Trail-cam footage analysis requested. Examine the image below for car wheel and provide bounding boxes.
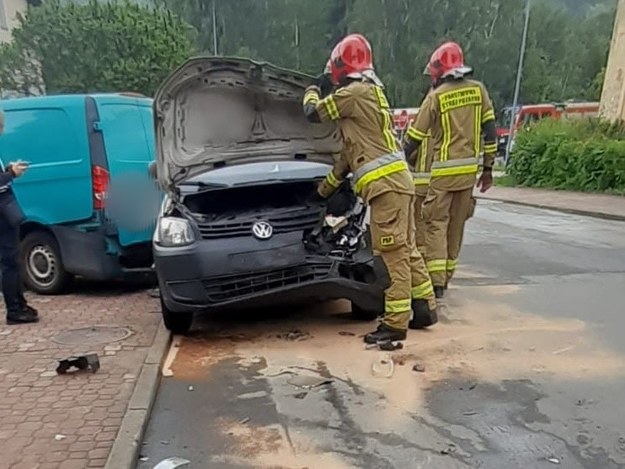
[161,297,193,335]
[351,300,382,321]
[20,231,70,295]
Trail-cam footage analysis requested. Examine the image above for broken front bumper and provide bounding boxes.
[154,231,388,314]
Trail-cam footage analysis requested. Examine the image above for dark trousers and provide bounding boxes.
[0,191,26,314]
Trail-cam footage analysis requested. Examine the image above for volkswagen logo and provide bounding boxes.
[252,221,273,240]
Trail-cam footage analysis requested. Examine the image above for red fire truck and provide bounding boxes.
[496,101,599,156]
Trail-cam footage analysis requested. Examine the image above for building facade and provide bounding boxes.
[600,0,625,121]
[0,0,28,44]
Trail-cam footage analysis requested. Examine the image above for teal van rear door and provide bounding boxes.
[95,96,159,247]
[0,97,93,225]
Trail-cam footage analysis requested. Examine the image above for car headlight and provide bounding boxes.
[154,217,195,247]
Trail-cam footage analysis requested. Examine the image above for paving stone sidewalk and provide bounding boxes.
[477,185,625,220]
[0,285,160,469]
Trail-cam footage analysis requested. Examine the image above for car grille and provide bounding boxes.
[195,208,322,239]
[203,263,332,303]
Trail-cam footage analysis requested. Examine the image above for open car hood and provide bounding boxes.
[154,57,342,191]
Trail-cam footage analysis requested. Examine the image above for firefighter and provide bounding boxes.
[303,34,438,343]
[409,107,433,257]
[404,42,497,298]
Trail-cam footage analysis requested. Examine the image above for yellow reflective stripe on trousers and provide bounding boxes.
[440,112,452,162]
[412,172,430,186]
[431,157,479,178]
[406,127,427,141]
[353,152,408,193]
[374,87,398,152]
[385,298,412,314]
[446,259,458,271]
[411,280,434,299]
[427,259,447,273]
[321,96,340,120]
[474,106,482,158]
[325,171,341,188]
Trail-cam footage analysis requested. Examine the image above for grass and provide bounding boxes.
[494,174,516,187]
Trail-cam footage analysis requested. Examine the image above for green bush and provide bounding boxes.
[508,118,625,193]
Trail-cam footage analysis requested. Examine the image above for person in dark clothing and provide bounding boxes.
[0,110,39,324]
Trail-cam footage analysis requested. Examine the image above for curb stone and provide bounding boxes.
[105,319,171,469]
[477,195,625,222]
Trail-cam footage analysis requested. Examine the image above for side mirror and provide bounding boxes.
[148,161,157,180]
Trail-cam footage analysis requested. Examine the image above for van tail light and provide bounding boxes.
[92,165,110,210]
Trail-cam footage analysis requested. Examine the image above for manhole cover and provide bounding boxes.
[52,326,133,346]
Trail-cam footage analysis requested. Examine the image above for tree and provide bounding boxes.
[0,0,197,96]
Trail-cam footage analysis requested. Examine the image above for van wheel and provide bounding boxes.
[161,297,193,335]
[20,232,70,295]
[351,300,383,321]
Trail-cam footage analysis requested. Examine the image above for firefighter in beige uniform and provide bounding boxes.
[410,124,433,257]
[304,34,438,343]
[404,42,497,298]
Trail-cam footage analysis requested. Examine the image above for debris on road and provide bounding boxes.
[56,353,100,374]
[378,341,403,351]
[293,392,308,399]
[338,331,355,336]
[412,364,426,373]
[276,329,311,341]
[238,417,250,425]
[288,374,333,389]
[463,411,479,416]
[54,434,66,441]
[187,385,194,392]
[153,457,190,469]
[547,457,561,464]
[372,355,394,378]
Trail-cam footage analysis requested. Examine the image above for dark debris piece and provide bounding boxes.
[56,353,100,374]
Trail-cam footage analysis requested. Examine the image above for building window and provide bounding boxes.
[0,0,7,30]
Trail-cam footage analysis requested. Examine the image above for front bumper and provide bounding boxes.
[154,232,388,314]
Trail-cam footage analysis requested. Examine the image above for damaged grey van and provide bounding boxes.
[152,58,389,334]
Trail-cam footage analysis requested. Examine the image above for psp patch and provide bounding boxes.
[380,235,395,247]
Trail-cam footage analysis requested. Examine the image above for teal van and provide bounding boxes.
[0,94,160,294]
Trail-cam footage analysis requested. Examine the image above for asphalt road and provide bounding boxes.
[138,200,625,469]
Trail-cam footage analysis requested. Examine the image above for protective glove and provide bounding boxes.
[307,188,326,205]
[326,189,356,217]
[403,141,418,165]
[476,168,493,193]
[316,73,334,98]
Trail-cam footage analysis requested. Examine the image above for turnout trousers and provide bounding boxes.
[422,186,476,287]
[369,191,435,331]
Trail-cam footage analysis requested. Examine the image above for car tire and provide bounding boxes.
[351,300,382,321]
[161,297,193,335]
[20,231,71,295]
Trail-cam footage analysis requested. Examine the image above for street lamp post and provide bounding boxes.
[212,0,218,55]
[505,0,531,167]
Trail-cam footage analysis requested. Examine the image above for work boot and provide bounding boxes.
[21,304,39,317]
[364,323,406,344]
[6,309,39,325]
[434,286,445,299]
[409,299,438,329]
